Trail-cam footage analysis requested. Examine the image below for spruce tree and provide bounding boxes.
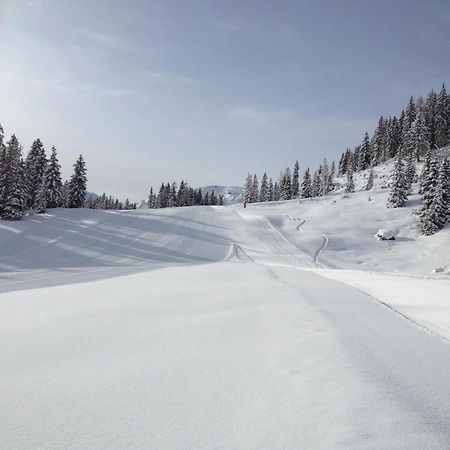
[68,155,87,208]
[25,138,47,209]
[244,173,253,203]
[406,113,430,161]
[387,155,408,208]
[281,168,292,200]
[1,135,28,220]
[365,169,374,191]
[251,174,259,203]
[292,160,300,198]
[34,176,48,213]
[259,172,269,202]
[405,153,417,194]
[371,116,386,166]
[345,167,355,193]
[358,133,371,171]
[424,90,437,149]
[435,84,450,148]
[301,168,312,198]
[268,178,274,201]
[45,146,63,208]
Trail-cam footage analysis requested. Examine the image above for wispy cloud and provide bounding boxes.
[227,106,272,125]
[143,69,194,85]
[74,27,144,56]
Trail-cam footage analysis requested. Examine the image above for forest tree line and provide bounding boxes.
[147,181,224,209]
[0,125,87,221]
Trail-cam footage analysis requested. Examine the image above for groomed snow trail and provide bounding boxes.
[1,206,450,449]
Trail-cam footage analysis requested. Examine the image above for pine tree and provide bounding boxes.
[0,125,7,215]
[405,153,417,194]
[301,168,312,198]
[387,155,408,208]
[1,135,28,220]
[169,182,178,207]
[259,172,269,202]
[25,138,47,209]
[435,84,450,148]
[251,174,259,203]
[358,133,371,171]
[68,155,87,208]
[365,169,374,190]
[312,170,321,197]
[320,159,330,195]
[281,168,292,200]
[44,146,63,208]
[424,90,437,149]
[403,96,417,138]
[244,173,253,203]
[292,160,300,198]
[371,116,386,166]
[345,167,355,193]
[34,176,48,213]
[273,181,280,201]
[405,113,430,161]
[268,178,274,201]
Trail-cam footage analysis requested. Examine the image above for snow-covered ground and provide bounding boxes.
[1,178,450,448]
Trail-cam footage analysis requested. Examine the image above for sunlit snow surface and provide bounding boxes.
[1,181,450,448]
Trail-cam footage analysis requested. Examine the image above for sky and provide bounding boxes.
[1,0,449,200]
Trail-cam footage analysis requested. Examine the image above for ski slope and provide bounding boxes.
[1,193,450,449]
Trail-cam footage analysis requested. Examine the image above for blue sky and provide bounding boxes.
[1,0,449,199]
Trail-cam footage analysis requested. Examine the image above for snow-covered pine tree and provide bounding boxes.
[418,157,440,235]
[387,154,408,208]
[45,146,63,208]
[0,125,7,215]
[405,153,417,194]
[434,85,450,149]
[259,172,269,202]
[424,90,437,150]
[268,178,274,201]
[34,175,48,213]
[388,116,402,159]
[301,168,312,198]
[169,182,177,207]
[244,173,253,204]
[403,96,417,139]
[371,116,386,166]
[147,187,154,208]
[281,168,292,200]
[68,155,87,208]
[320,159,330,195]
[1,135,28,220]
[358,133,372,171]
[273,181,280,201]
[251,174,259,203]
[406,113,430,161]
[345,167,355,193]
[25,138,47,209]
[365,169,374,191]
[419,153,433,195]
[292,160,300,198]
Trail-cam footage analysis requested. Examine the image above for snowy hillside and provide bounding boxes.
[198,185,244,204]
[1,187,450,448]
